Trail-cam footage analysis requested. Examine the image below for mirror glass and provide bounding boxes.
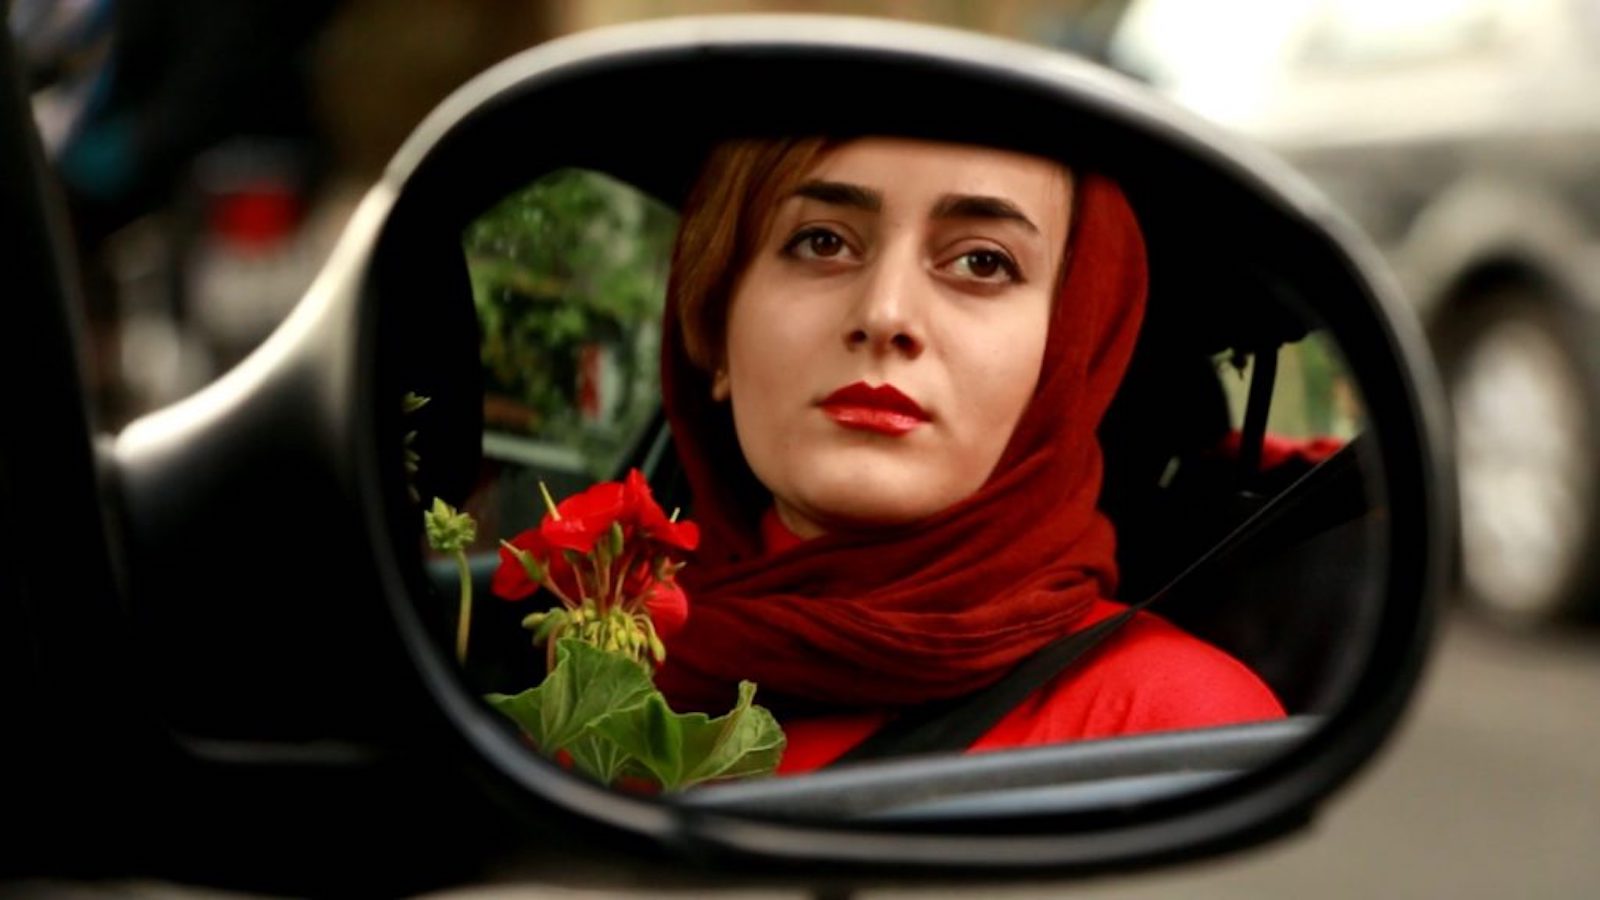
[405,136,1387,823]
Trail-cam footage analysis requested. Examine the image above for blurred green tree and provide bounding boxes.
[464,169,677,476]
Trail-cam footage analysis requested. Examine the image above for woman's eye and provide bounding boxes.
[784,228,849,261]
[950,249,1021,283]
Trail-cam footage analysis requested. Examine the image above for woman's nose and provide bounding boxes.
[846,250,925,358]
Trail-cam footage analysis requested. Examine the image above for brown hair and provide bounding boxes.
[668,137,837,372]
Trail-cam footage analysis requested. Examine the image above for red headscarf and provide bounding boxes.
[653,171,1149,714]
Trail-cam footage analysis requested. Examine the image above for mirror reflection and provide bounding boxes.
[415,135,1382,816]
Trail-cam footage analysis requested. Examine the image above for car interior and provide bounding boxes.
[408,151,1388,821]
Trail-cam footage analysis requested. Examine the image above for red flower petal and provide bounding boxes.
[541,481,629,553]
[656,519,700,552]
[643,580,690,641]
[623,469,700,551]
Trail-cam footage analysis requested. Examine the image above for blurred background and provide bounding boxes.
[10,0,1600,896]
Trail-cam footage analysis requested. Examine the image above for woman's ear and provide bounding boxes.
[711,367,731,402]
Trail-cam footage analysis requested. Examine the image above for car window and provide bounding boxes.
[1216,333,1365,441]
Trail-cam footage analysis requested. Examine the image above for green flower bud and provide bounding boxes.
[424,498,477,552]
[606,521,626,558]
[403,392,431,415]
[532,610,568,645]
[501,540,547,584]
[644,618,667,664]
[539,481,561,520]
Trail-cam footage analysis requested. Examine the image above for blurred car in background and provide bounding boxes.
[12,0,341,426]
[1109,0,1600,627]
[10,0,563,429]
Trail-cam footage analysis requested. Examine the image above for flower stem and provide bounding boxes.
[548,583,577,609]
[594,552,611,615]
[564,550,595,607]
[540,569,577,609]
[611,547,640,611]
[454,547,473,665]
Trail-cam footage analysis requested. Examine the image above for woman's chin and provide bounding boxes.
[786,463,968,532]
[810,500,928,531]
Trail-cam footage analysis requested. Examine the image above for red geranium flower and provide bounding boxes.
[492,470,698,627]
[540,480,630,554]
[622,468,700,553]
[538,470,698,556]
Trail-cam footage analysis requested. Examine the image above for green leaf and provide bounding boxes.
[564,731,631,785]
[618,692,685,786]
[589,680,785,791]
[485,639,784,793]
[686,681,787,784]
[485,639,655,751]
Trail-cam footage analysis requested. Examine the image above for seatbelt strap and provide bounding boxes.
[826,607,1138,764]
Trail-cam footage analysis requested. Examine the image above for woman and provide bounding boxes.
[652,136,1284,775]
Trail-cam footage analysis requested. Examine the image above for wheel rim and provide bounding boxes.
[1451,316,1593,621]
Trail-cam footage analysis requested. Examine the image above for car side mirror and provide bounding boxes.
[65,16,1450,894]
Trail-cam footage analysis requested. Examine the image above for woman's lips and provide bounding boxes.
[818,382,930,436]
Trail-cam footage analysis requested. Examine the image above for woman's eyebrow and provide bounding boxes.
[930,194,1039,233]
[792,180,882,212]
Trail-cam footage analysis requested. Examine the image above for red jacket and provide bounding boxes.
[774,599,1285,774]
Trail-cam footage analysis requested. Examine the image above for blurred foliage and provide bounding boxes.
[464,169,678,476]
[1295,331,1346,435]
[1216,332,1363,439]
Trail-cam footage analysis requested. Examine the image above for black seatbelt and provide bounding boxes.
[826,435,1361,767]
[827,607,1138,765]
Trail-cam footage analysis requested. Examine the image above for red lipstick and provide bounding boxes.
[819,382,930,436]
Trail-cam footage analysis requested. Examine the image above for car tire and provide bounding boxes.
[1432,284,1600,628]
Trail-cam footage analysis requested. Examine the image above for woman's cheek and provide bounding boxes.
[962,318,1049,454]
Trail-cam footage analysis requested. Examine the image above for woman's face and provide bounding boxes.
[716,137,1073,537]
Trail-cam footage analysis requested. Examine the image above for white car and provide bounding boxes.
[1113,0,1600,626]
